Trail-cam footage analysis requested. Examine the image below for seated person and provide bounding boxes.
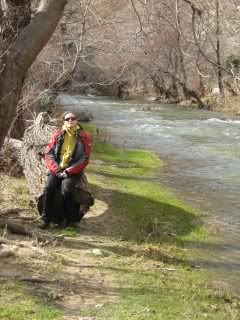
[39,111,91,229]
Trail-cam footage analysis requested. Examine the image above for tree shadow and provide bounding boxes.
[81,182,198,240]
[76,188,240,279]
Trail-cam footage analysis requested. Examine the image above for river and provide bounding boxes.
[58,94,240,294]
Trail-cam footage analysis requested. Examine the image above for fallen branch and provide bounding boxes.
[0,219,32,236]
[0,218,64,244]
[0,275,56,283]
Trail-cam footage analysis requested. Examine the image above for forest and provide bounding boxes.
[1,0,240,146]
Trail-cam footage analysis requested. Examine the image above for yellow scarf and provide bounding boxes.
[59,125,78,169]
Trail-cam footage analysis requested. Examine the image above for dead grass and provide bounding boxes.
[205,95,240,115]
[0,207,119,319]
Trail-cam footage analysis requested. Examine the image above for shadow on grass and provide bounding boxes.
[82,183,198,242]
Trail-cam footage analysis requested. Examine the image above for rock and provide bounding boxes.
[0,245,18,258]
[91,249,103,256]
[144,307,156,314]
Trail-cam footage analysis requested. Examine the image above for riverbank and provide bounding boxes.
[178,95,240,115]
[0,131,239,319]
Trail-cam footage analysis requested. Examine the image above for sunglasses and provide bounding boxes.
[64,117,76,121]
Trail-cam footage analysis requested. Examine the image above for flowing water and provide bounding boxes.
[59,94,240,293]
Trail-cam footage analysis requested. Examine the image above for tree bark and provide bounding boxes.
[151,74,170,100]
[0,0,68,149]
[176,0,190,100]
[196,64,206,96]
[224,80,238,97]
[0,0,31,42]
[170,51,180,100]
[0,2,3,20]
[160,68,206,109]
[216,0,224,99]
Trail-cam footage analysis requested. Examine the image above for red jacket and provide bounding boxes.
[44,127,91,175]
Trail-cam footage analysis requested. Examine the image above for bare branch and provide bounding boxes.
[182,0,203,16]
[129,0,148,38]
[183,0,232,76]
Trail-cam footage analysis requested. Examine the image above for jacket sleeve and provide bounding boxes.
[65,131,91,175]
[44,130,61,174]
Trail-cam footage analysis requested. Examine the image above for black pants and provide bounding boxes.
[42,173,81,224]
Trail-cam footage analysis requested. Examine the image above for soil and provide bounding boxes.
[0,197,124,319]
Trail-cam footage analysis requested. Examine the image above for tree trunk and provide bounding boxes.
[196,64,206,96]
[151,73,178,101]
[178,81,206,108]
[216,0,224,100]
[0,64,24,147]
[176,0,191,100]
[0,0,31,42]
[160,67,206,109]
[0,1,31,140]
[224,80,238,97]
[151,74,167,99]
[0,0,68,149]
[170,77,179,100]
[20,113,94,220]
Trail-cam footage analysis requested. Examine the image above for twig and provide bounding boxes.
[158,268,179,272]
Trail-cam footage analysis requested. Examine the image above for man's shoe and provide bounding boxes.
[38,221,50,229]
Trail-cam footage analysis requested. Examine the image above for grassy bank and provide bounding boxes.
[81,127,240,319]
[89,132,206,247]
[0,129,239,319]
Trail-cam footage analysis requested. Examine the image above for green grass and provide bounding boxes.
[88,137,207,246]
[1,130,239,320]
[0,282,62,320]
[79,136,240,319]
[80,261,240,319]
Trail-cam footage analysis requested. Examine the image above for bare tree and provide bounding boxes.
[183,0,230,99]
[0,0,68,149]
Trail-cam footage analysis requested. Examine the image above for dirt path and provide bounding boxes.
[0,197,123,319]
